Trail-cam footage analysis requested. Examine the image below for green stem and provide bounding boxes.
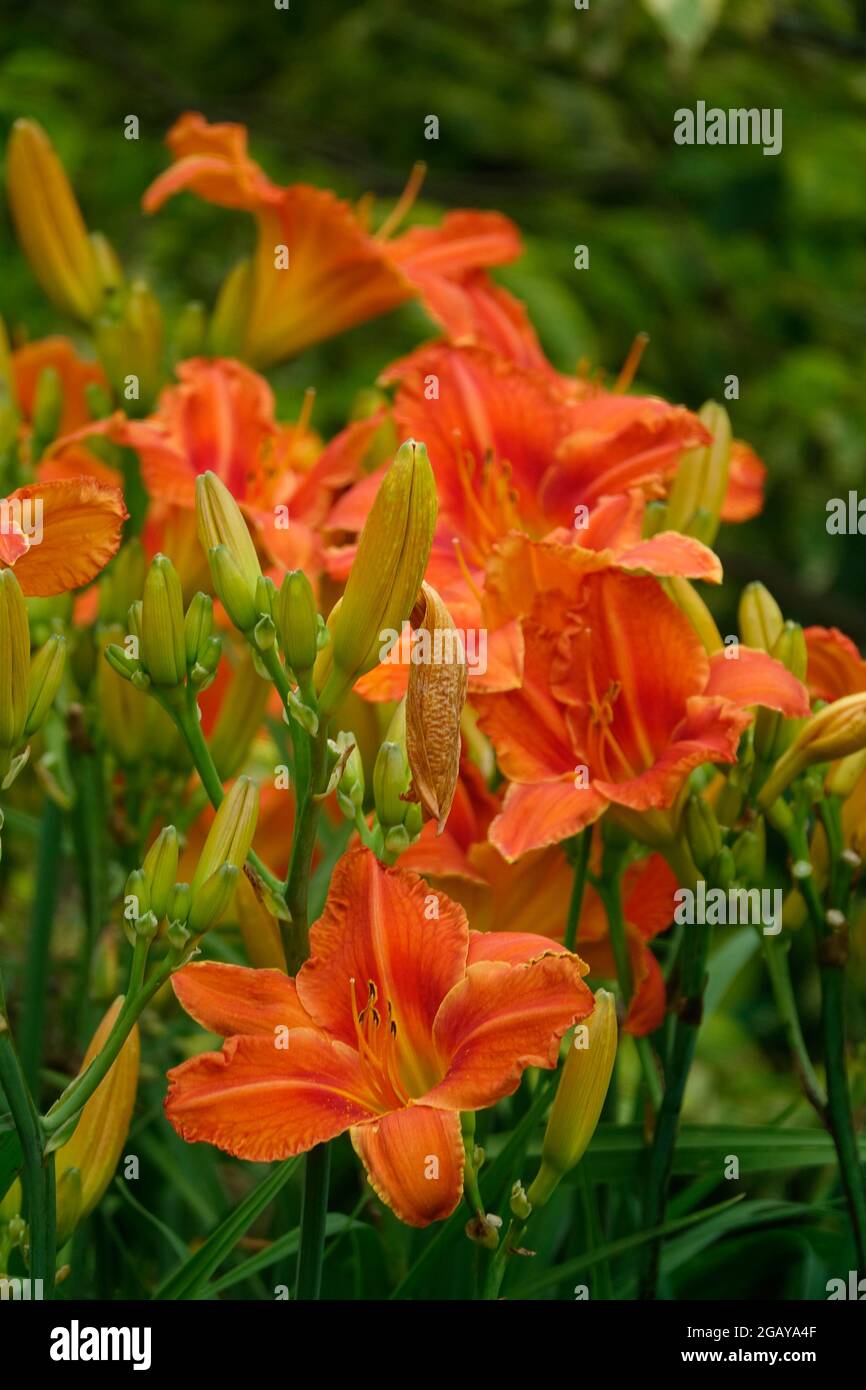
[42,957,174,1138]
[563,829,592,952]
[761,933,825,1116]
[639,838,708,1299]
[284,726,328,973]
[169,691,285,900]
[294,1143,331,1300]
[0,1009,55,1296]
[19,798,63,1091]
[786,815,866,1269]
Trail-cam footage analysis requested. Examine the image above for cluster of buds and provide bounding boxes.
[0,568,66,799]
[124,777,259,952]
[104,554,221,701]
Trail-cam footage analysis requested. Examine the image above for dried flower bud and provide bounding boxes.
[405,583,467,833]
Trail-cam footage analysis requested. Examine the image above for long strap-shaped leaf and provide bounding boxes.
[154,1158,300,1300]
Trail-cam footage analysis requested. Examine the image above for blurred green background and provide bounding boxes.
[1,0,864,636]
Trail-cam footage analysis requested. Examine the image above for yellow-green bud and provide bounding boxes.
[739,582,784,653]
[168,882,192,925]
[319,440,436,712]
[208,545,258,633]
[188,863,239,935]
[683,794,722,876]
[124,867,150,921]
[191,775,259,897]
[373,742,410,829]
[527,990,617,1209]
[759,693,866,810]
[141,826,179,922]
[141,554,186,687]
[277,570,319,675]
[24,633,66,736]
[99,539,146,626]
[0,569,30,749]
[184,592,213,668]
[196,471,261,616]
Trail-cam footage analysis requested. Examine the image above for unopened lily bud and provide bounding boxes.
[124,867,150,922]
[98,539,146,626]
[208,649,269,780]
[168,882,192,926]
[527,990,617,1209]
[759,693,866,810]
[141,554,186,687]
[208,545,258,633]
[405,583,467,834]
[141,826,179,922]
[89,231,123,297]
[0,569,30,749]
[24,632,66,735]
[53,997,140,1245]
[510,1181,532,1221]
[277,570,319,676]
[827,748,866,800]
[755,622,808,763]
[334,731,365,815]
[739,582,784,653]
[683,794,721,877]
[374,742,410,829]
[188,863,239,935]
[196,471,261,620]
[184,592,213,668]
[666,577,723,655]
[319,440,436,713]
[191,775,259,897]
[209,258,252,358]
[6,119,103,323]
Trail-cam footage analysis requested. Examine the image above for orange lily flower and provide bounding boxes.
[402,755,675,1035]
[166,846,593,1226]
[48,357,345,579]
[804,625,866,703]
[142,113,521,367]
[473,539,810,859]
[12,336,107,437]
[0,477,126,595]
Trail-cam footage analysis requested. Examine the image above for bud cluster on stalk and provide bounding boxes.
[104,552,222,700]
[123,777,259,953]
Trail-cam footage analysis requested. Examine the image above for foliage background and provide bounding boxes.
[0,0,864,1300]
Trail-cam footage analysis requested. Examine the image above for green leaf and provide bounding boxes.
[154,1158,300,1300]
[513,1194,744,1297]
[208,1212,360,1295]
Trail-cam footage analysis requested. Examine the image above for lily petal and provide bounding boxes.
[351,1105,464,1228]
[426,954,592,1111]
[172,961,316,1038]
[489,778,607,861]
[2,478,127,595]
[164,1031,377,1162]
[706,647,810,716]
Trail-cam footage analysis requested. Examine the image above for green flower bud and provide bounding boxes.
[191,775,259,897]
[188,863,239,935]
[184,592,213,668]
[196,471,261,615]
[24,632,66,735]
[168,882,192,926]
[683,794,722,876]
[0,569,30,749]
[739,582,784,653]
[277,570,319,675]
[141,826,179,922]
[141,554,186,686]
[124,867,150,922]
[208,545,258,633]
[373,741,410,830]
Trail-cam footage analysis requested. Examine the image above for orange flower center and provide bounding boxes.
[453,448,524,565]
[349,978,411,1111]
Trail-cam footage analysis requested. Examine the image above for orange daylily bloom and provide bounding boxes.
[166,846,593,1226]
[473,541,810,859]
[0,477,126,595]
[804,625,866,703]
[402,756,676,1035]
[142,113,521,367]
[324,343,736,700]
[48,357,344,579]
[12,336,107,436]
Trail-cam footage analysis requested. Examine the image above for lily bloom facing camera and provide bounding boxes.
[165,846,593,1226]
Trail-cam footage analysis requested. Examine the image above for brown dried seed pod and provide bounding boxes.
[405,582,468,833]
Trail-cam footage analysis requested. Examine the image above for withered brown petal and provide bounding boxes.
[406,582,468,833]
